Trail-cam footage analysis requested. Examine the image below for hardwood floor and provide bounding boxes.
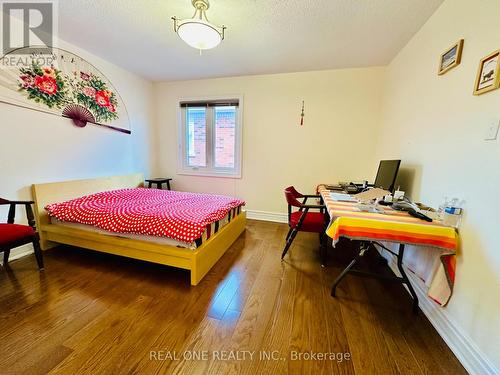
[0,220,466,375]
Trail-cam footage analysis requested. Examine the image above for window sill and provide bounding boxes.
[177,170,242,179]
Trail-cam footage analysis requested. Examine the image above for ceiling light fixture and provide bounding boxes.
[172,0,226,52]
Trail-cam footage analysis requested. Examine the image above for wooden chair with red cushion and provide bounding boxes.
[281,186,328,264]
[0,198,44,269]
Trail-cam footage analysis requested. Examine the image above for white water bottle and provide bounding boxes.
[443,198,463,229]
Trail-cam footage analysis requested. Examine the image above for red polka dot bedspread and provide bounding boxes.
[45,188,245,243]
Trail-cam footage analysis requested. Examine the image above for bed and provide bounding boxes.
[32,174,246,285]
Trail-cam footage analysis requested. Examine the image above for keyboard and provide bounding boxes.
[325,184,344,191]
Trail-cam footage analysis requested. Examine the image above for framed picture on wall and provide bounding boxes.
[473,50,500,95]
[438,39,464,75]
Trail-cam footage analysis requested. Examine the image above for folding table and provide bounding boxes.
[318,186,458,312]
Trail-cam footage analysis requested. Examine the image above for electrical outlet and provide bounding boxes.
[485,119,500,141]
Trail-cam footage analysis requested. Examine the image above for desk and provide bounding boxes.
[318,186,458,310]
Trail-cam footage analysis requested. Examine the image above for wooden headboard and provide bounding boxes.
[32,173,144,249]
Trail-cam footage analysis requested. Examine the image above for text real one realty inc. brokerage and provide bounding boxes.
[149,350,352,362]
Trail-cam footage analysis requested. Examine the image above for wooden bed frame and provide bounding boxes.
[31,174,246,285]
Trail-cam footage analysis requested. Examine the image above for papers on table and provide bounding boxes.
[330,193,357,202]
[330,188,391,203]
[354,188,390,202]
[356,203,384,213]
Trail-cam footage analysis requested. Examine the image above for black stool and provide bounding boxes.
[145,178,172,190]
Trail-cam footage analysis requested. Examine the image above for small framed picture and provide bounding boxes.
[438,39,464,75]
[473,50,500,95]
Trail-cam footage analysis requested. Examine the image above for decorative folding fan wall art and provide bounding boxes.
[0,46,130,134]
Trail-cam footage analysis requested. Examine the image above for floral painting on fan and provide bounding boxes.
[72,71,119,123]
[0,46,130,134]
[18,63,67,108]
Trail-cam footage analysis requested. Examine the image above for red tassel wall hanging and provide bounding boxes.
[300,100,305,126]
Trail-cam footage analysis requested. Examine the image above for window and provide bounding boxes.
[179,98,242,177]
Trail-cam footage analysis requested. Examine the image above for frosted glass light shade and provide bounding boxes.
[177,20,222,50]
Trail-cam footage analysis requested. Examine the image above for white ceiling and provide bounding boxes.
[58,0,443,81]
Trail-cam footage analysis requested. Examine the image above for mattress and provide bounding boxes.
[50,211,235,249]
[45,188,245,244]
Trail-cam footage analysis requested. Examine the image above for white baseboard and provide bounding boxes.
[1,243,34,265]
[244,209,287,223]
[386,259,498,375]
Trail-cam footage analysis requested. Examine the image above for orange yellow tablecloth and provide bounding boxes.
[319,186,458,306]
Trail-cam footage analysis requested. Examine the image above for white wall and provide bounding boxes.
[377,0,500,371]
[0,38,155,258]
[3,1,498,371]
[153,68,385,215]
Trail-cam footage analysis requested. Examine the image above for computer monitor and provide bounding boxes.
[374,160,401,192]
